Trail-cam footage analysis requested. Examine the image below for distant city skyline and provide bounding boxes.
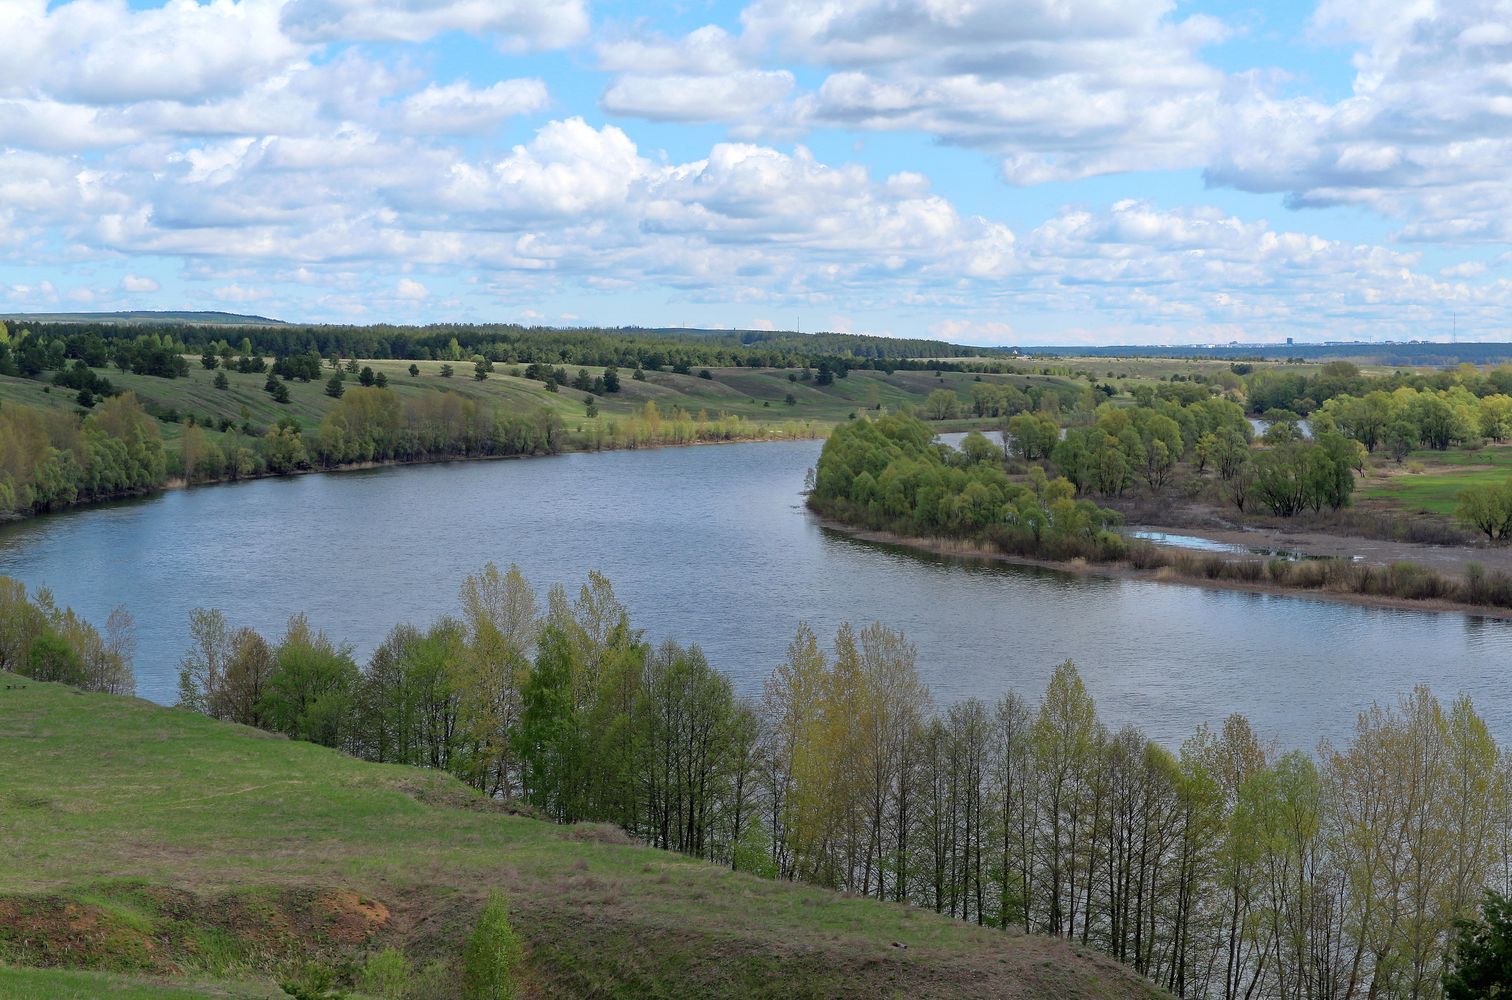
[4,0,1512,345]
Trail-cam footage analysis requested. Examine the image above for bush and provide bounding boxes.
[360,947,410,999]
[461,892,522,1000]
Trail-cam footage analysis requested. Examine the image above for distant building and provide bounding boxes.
[1286,337,1294,345]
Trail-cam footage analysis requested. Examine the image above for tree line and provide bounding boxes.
[151,565,1512,999]
[0,577,134,695]
[0,393,167,513]
[9,320,1000,376]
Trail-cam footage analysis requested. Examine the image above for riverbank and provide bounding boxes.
[816,517,1512,620]
[17,423,828,523]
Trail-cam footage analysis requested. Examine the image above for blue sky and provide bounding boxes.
[5,0,1512,344]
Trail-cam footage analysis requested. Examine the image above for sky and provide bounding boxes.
[4,0,1512,345]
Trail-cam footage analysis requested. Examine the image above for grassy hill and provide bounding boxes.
[0,673,1164,1000]
[0,360,1071,448]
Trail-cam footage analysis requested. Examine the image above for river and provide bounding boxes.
[3,438,1510,747]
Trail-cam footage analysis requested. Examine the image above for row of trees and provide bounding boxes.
[0,577,134,694]
[176,567,761,859]
[993,396,1361,518]
[162,566,1512,999]
[0,393,167,513]
[0,327,191,380]
[1245,361,1512,416]
[23,321,1002,375]
[1315,385,1512,456]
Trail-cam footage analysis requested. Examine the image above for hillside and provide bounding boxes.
[0,673,1164,1000]
[0,359,1074,448]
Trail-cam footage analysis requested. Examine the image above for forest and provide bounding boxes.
[0,320,999,376]
[4,570,1509,1000]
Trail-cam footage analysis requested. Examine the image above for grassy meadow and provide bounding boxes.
[0,673,1162,1000]
[1358,445,1512,515]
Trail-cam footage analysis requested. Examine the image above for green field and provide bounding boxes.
[1358,446,1512,515]
[0,674,1160,1000]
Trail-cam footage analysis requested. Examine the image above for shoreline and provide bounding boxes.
[7,428,825,524]
[815,517,1512,621]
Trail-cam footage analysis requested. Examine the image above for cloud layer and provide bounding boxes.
[0,0,1509,342]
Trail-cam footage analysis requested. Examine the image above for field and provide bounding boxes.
[0,674,1162,1000]
[1358,446,1512,515]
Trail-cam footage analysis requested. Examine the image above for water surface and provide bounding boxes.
[4,440,1509,747]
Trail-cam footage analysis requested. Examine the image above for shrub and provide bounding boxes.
[462,892,522,1000]
[360,947,410,999]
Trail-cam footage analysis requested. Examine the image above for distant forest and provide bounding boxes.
[3,319,1003,371]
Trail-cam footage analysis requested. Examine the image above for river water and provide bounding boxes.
[3,439,1509,747]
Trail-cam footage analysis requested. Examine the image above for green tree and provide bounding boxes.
[1457,479,1512,543]
[25,631,87,686]
[924,388,962,420]
[513,621,581,820]
[324,374,345,398]
[461,893,522,1000]
[213,370,229,390]
[1444,892,1512,999]
[259,615,360,748]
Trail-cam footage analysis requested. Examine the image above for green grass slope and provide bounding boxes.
[0,674,1162,1000]
[1,362,1020,443]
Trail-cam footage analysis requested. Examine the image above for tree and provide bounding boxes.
[474,360,490,381]
[440,364,454,378]
[462,893,522,1000]
[925,388,962,420]
[1456,480,1512,542]
[325,374,345,398]
[602,365,620,392]
[359,366,376,387]
[1031,660,1099,937]
[374,371,388,389]
[214,371,229,390]
[178,608,231,716]
[455,563,540,796]
[408,363,420,377]
[1443,893,1512,998]
[259,614,359,748]
[201,351,219,370]
[217,628,275,727]
[269,379,290,404]
[513,621,581,819]
[25,631,86,686]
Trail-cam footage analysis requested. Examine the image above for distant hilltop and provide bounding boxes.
[0,309,284,326]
